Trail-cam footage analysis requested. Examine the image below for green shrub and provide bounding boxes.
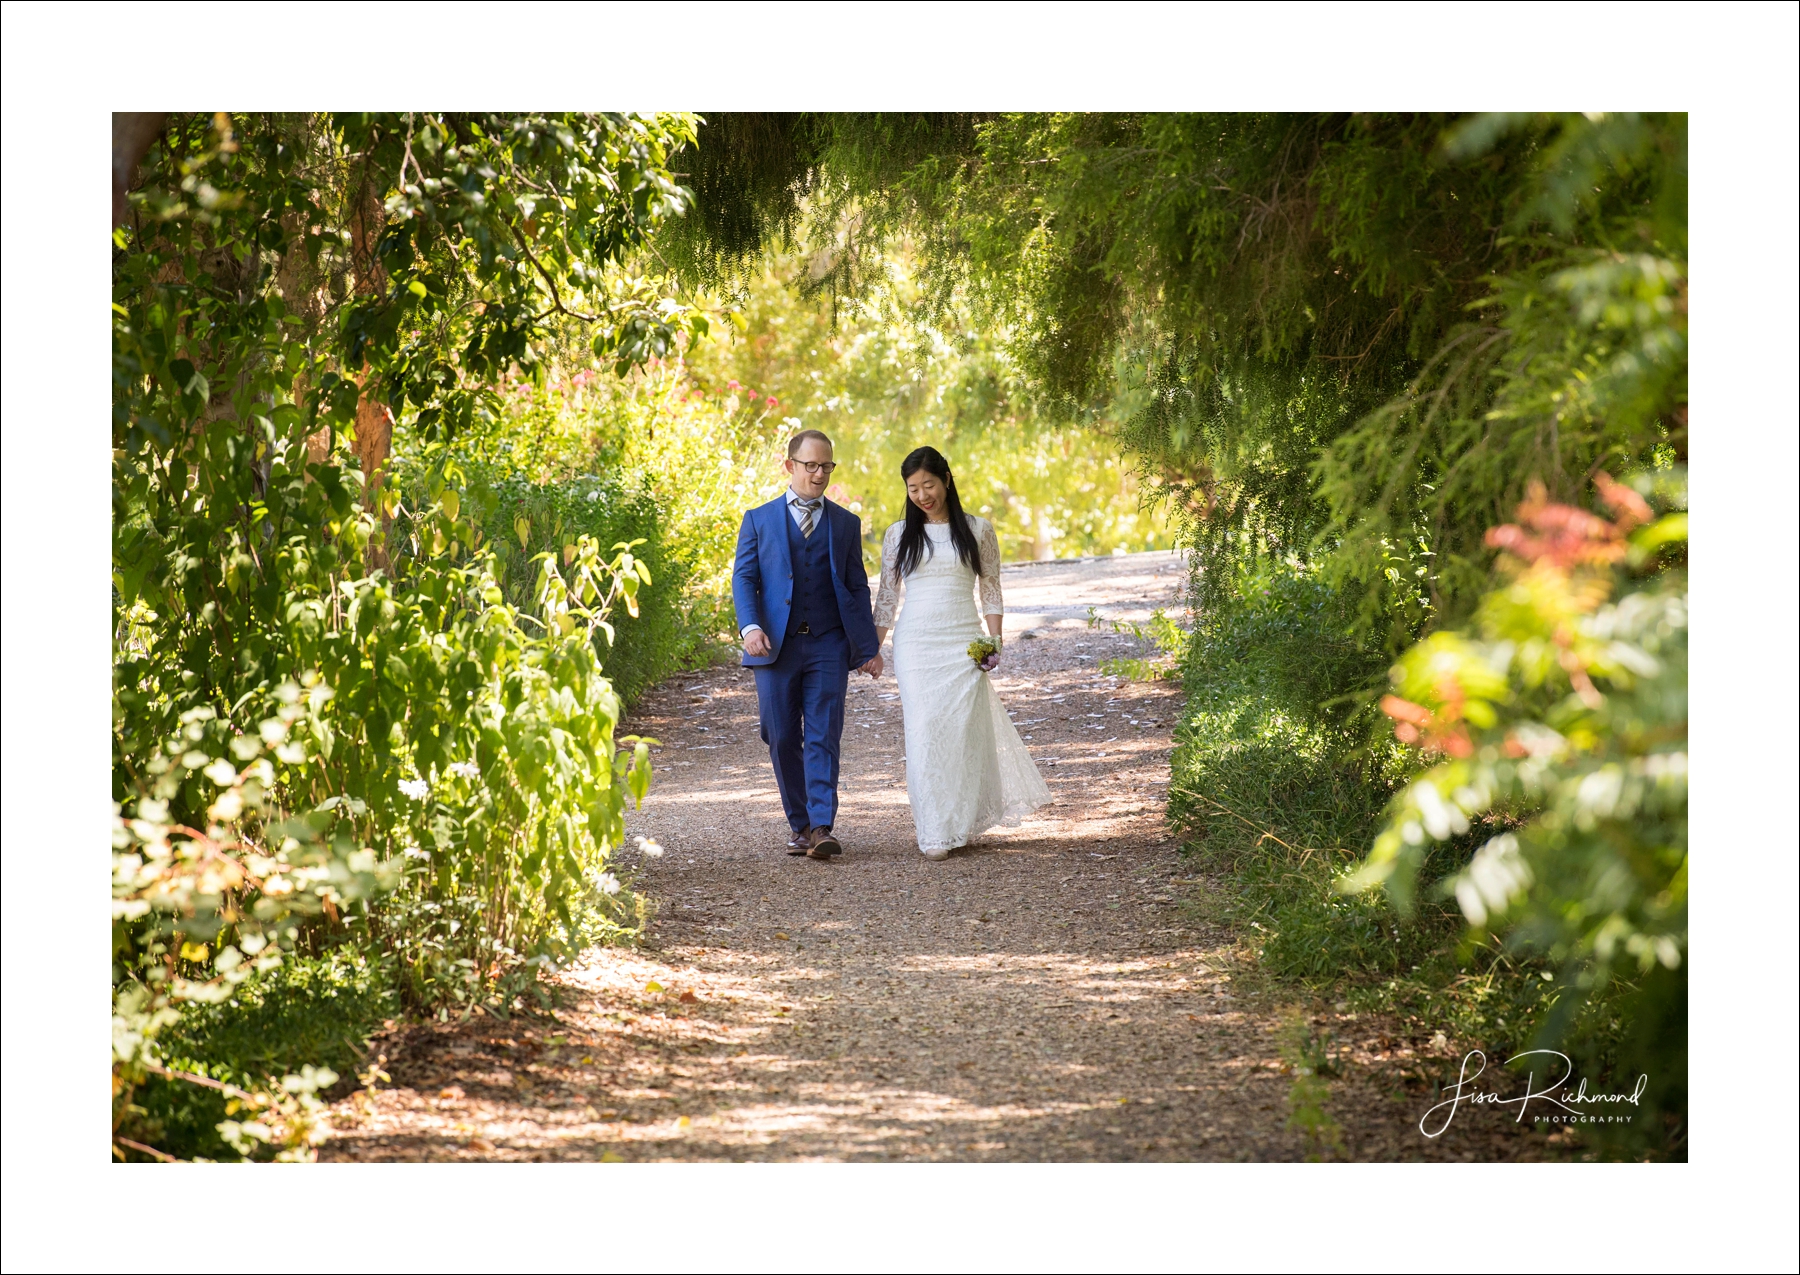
[114,422,654,985]
[111,741,397,1162]
[394,463,701,708]
[1094,606,1190,681]
[386,365,775,706]
[1168,557,1588,1066]
[1344,474,1687,1156]
[1167,559,1442,978]
[134,950,397,1161]
[110,110,705,1161]
[1169,558,1396,869]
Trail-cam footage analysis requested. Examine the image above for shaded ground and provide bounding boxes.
[323,551,1575,1161]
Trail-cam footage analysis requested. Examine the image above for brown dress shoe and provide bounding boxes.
[787,826,813,855]
[806,826,842,859]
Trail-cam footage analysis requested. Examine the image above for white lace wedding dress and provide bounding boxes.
[874,517,1052,855]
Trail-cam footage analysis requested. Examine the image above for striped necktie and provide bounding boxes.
[794,497,822,538]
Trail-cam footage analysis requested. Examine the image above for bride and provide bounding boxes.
[871,446,1052,859]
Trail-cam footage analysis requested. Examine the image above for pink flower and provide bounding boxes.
[766,396,778,408]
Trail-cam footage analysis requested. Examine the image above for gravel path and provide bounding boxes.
[323,552,1570,1162]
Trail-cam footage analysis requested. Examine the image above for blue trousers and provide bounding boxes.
[754,628,850,833]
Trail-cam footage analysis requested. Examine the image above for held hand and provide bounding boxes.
[860,653,884,678]
[743,629,773,658]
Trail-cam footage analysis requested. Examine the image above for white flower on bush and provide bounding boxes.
[635,836,663,858]
[586,490,599,502]
[593,871,622,896]
[448,761,481,781]
[398,778,429,801]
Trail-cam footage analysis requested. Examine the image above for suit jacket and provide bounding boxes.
[732,495,879,668]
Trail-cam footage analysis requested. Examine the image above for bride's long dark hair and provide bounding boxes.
[894,445,980,578]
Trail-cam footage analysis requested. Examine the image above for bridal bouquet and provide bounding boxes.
[967,637,999,669]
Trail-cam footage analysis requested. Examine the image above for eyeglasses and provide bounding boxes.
[793,461,837,475]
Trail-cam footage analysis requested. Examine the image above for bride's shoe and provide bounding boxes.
[920,846,951,861]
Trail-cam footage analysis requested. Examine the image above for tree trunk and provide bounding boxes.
[348,180,395,567]
[274,193,335,469]
[112,113,166,227]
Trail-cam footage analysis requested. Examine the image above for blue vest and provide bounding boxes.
[784,505,843,637]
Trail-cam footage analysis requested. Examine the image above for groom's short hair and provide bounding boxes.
[786,429,833,458]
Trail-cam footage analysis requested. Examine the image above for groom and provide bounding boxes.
[733,429,882,859]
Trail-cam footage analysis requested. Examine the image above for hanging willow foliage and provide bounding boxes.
[658,111,1686,638]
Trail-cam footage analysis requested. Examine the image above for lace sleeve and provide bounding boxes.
[872,522,903,628]
[975,517,1004,616]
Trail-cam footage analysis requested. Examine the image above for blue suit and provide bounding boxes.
[732,495,878,834]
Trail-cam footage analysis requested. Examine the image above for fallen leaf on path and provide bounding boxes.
[679,991,697,1003]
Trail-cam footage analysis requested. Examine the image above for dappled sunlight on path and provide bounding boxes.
[323,552,1565,1162]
